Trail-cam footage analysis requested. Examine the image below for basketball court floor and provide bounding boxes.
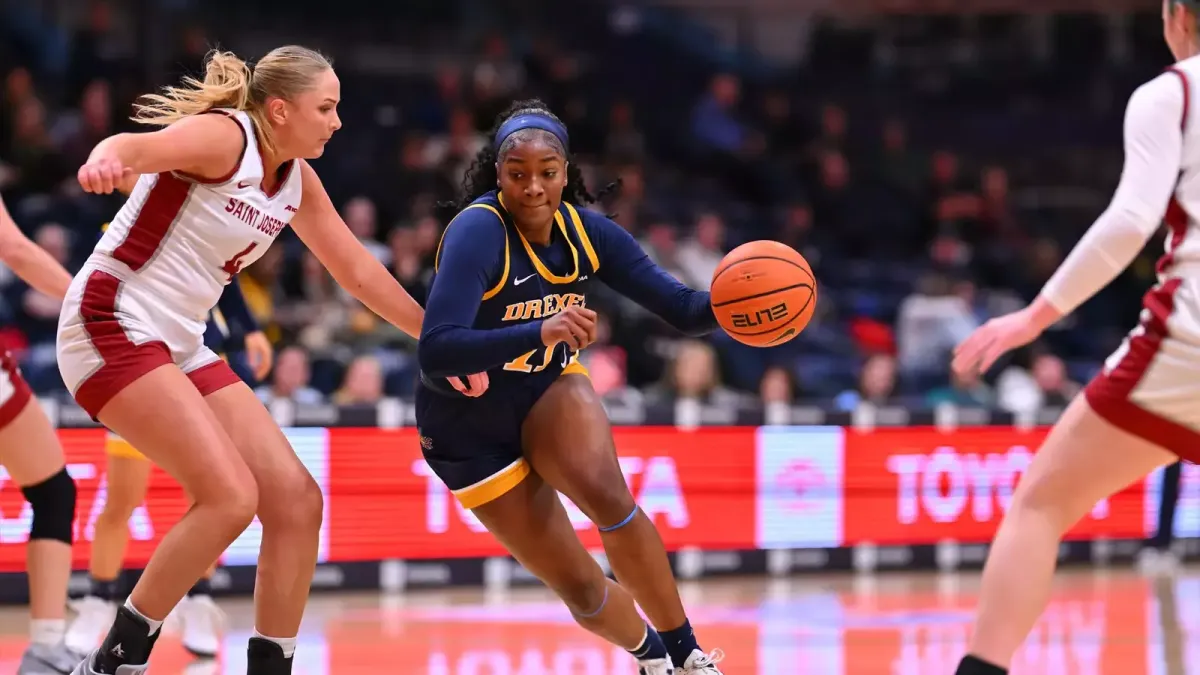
[0,569,1192,674]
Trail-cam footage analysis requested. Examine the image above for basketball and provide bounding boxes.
[710,241,817,347]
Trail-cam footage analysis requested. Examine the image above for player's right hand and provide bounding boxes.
[542,306,597,350]
[78,158,133,194]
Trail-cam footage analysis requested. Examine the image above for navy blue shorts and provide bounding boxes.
[414,360,591,509]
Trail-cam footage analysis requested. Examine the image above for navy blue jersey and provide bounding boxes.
[415,191,715,506]
[418,191,715,400]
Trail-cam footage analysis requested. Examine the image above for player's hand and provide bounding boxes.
[449,372,489,397]
[78,158,133,194]
[244,330,275,382]
[541,306,597,351]
[952,308,1045,377]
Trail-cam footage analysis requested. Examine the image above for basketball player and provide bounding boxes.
[0,194,88,673]
[66,275,272,660]
[419,100,723,675]
[952,3,1200,673]
[59,46,487,675]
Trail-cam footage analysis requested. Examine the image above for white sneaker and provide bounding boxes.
[65,597,118,653]
[18,641,87,674]
[637,657,675,675]
[161,607,182,637]
[69,648,147,675]
[680,648,725,674]
[178,596,225,658]
[182,660,220,675]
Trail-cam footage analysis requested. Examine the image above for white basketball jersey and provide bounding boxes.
[92,109,302,322]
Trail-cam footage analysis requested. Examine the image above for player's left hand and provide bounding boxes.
[244,330,275,381]
[449,372,489,397]
[952,307,1044,377]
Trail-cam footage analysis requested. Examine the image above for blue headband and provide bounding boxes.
[493,113,570,154]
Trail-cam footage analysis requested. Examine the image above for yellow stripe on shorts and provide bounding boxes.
[105,433,148,461]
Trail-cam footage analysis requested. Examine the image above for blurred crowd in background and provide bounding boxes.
[0,0,1176,414]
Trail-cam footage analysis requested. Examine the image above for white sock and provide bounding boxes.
[30,619,65,646]
[123,598,163,636]
[253,629,297,658]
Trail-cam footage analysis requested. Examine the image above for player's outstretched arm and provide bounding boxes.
[78,114,244,193]
[291,160,424,338]
[0,194,72,300]
[584,209,717,336]
[418,207,546,377]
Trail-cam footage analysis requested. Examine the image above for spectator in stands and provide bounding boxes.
[276,251,341,350]
[896,273,980,374]
[691,73,748,156]
[808,102,849,160]
[775,202,822,266]
[759,366,797,405]
[835,353,899,411]
[812,149,879,256]
[578,311,629,397]
[676,212,725,291]
[1029,353,1079,407]
[255,346,324,406]
[411,215,441,269]
[53,78,113,171]
[424,106,486,181]
[926,369,993,408]
[605,100,645,162]
[650,340,744,409]
[343,196,390,266]
[639,221,687,284]
[0,67,36,160]
[7,96,67,199]
[758,90,806,168]
[389,226,429,305]
[995,351,1078,414]
[875,117,924,199]
[334,355,385,406]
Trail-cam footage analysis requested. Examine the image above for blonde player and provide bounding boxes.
[59,46,487,675]
[0,194,87,673]
[953,3,1200,674]
[66,278,273,661]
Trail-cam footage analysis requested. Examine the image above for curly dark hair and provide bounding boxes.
[437,98,618,222]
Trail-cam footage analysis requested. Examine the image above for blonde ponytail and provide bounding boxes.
[133,50,252,126]
[131,45,332,156]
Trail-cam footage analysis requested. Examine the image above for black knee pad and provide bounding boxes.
[22,468,76,544]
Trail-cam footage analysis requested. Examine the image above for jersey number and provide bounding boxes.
[504,345,571,373]
[222,242,258,281]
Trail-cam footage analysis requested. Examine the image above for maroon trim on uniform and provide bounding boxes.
[186,359,240,397]
[1085,68,1200,460]
[0,350,33,429]
[1168,67,1190,132]
[111,173,193,271]
[174,110,248,185]
[72,271,172,418]
[249,123,295,199]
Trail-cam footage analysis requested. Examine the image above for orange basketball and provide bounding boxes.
[710,240,817,347]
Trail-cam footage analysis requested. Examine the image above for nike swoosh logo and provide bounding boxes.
[514,274,537,285]
[237,180,253,189]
